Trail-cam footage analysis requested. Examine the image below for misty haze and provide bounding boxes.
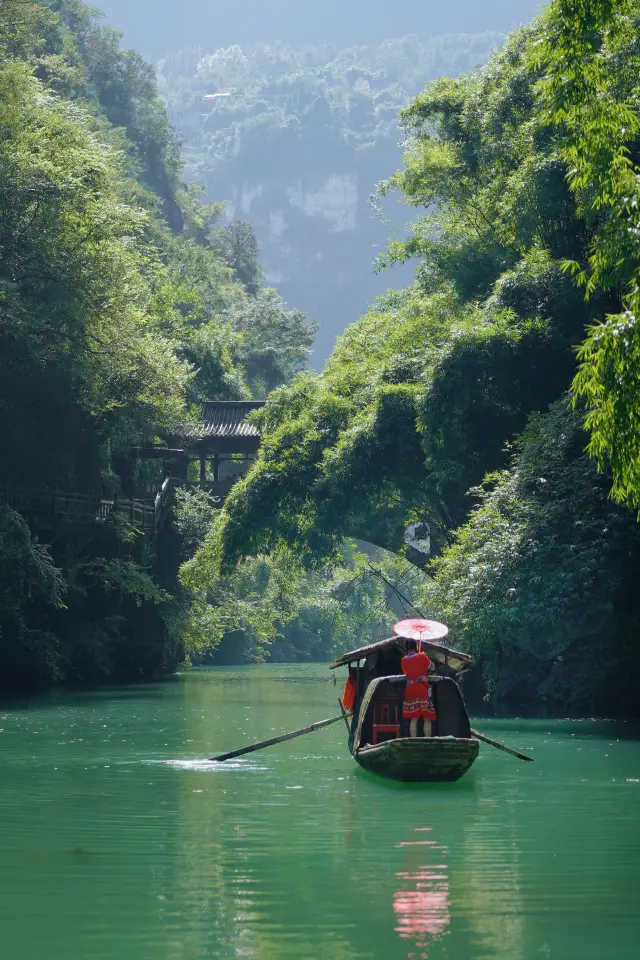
[99,0,543,361]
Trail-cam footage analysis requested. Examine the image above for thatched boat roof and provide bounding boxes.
[329,635,473,674]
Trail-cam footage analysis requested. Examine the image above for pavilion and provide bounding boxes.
[157,400,266,498]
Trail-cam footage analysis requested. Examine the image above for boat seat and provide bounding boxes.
[372,699,401,744]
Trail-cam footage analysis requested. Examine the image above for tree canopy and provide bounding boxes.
[188,6,640,714]
[201,24,593,571]
[5,0,640,714]
[0,0,317,689]
[533,0,640,510]
[425,399,640,716]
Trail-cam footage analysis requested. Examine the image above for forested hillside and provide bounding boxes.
[193,3,640,718]
[0,0,341,689]
[5,0,640,718]
[159,35,504,361]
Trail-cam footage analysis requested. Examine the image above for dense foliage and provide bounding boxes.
[198,6,640,716]
[5,0,640,715]
[534,0,640,510]
[176,488,420,664]
[0,505,65,687]
[204,24,590,569]
[0,0,317,690]
[425,400,640,716]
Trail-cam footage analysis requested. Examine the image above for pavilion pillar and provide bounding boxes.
[199,455,207,487]
[213,454,220,482]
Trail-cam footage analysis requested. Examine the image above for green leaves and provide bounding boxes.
[185,10,640,705]
[206,10,640,589]
[0,0,51,59]
[534,0,640,508]
[227,287,317,397]
[0,62,191,457]
[180,535,416,663]
[425,399,640,713]
[0,1,319,687]
[210,220,262,294]
[0,506,65,685]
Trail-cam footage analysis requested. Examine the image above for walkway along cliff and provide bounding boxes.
[0,402,266,546]
[0,403,266,692]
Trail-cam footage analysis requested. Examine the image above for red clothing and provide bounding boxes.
[342,674,356,712]
[401,651,436,721]
[402,651,431,682]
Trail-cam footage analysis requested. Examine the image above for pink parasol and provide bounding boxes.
[393,618,449,647]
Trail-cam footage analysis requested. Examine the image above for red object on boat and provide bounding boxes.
[342,674,356,712]
[393,618,449,642]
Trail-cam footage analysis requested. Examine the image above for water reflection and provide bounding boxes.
[393,828,450,959]
[3,668,640,960]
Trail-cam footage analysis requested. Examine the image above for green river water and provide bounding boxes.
[1,665,639,960]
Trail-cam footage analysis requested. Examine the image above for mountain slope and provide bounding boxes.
[160,34,504,361]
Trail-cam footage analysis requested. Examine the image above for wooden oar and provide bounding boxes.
[471,727,534,763]
[211,713,348,762]
[338,698,351,731]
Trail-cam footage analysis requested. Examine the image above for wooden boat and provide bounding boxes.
[330,626,479,783]
[356,737,479,783]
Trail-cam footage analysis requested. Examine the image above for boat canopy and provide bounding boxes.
[329,635,474,674]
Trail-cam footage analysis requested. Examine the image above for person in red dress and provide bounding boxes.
[401,641,437,737]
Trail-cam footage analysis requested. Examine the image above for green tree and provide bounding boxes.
[0,60,190,487]
[186,14,640,714]
[424,399,640,716]
[202,23,621,576]
[0,0,49,58]
[158,33,505,360]
[211,220,262,294]
[229,287,317,396]
[0,506,65,689]
[0,0,316,690]
[533,0,640,510]
[178,491,414,664]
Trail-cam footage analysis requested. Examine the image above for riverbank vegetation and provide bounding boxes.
[193,2,640,718]
[0,0,330,689]
[5,0,640,718]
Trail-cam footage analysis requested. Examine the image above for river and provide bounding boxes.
[1,665,638,960]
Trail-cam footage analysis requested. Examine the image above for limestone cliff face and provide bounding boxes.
[285,175,359,232]
[218,167,411,364]
[228,173,359,270]
[163,35,504,363]
[227,175,359,244]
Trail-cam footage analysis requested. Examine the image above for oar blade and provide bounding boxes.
[471,727,535,763]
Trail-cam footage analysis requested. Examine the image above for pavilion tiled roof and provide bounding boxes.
[173,401,266,440]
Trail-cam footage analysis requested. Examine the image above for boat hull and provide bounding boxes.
[354,736,479,782]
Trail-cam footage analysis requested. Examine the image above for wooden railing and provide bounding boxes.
[0,478,173,537]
